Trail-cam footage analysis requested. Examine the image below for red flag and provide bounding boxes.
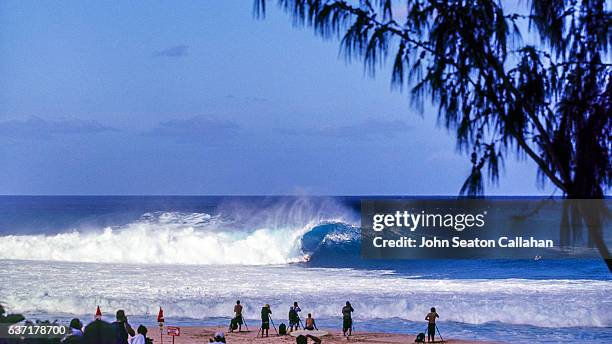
[157,307,164,323]
[95,306,102,320]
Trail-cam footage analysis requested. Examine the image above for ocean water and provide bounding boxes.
[0,196,610,343]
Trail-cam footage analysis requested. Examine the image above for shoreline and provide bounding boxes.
[155,326,497,343]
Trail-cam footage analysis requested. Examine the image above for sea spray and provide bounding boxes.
[0,197,356,265]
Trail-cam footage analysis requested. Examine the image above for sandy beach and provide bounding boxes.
[153,326,496,344]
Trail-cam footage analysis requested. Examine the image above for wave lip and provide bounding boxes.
[0,201,355,265]
[0,215,306,265]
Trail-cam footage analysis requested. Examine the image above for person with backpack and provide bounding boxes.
[341,301,354,337]
[112,310,135,344]
[425,307,439,342]
[260,304,272,337]
[288,306,300,332]
[229,300,243,332]
[293,302,302,317]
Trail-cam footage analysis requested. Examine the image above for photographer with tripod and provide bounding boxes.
[288,301,303,332]
[289,306,300,332]
[259,304,274,337]
[425,307,442,343]
[228,300,244,333]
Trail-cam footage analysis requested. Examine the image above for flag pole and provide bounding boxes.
[157,307,165,344]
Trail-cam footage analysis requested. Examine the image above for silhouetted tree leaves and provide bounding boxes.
[254,0,610,197]
[254,0,611,268]
[0,304,24,325]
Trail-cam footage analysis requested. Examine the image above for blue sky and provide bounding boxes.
[0,1,553,195]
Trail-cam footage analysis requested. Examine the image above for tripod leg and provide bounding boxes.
[435,324,444,343]
[269,316,278,335]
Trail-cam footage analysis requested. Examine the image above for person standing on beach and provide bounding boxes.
[341,301,354,337]
[425,307,439,342]
[260,304,272,337]
[294,302,302,324]
[112,310,135,344]
[293,302,302,317]
[230,300,243,332]
[288,306,299,332]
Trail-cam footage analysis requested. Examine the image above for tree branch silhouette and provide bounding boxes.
[254,0,611,269]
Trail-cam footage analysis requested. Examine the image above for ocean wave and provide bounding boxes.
[0,199,357,265]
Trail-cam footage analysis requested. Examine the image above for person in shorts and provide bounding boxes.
[229,300,243,332]
[341,301,354,336]
[425,307,439,342]
[260,304,272,337]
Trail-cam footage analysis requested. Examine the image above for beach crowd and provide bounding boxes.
[3,302,440,344]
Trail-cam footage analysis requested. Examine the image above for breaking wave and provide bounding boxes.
[0,198,358,265]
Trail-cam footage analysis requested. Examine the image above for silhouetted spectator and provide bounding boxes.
[111,311,134,344]
[83,319,115,344]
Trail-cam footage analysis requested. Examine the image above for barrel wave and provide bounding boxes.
[0,197,360,265]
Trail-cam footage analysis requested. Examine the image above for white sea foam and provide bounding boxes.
[1,200,610,330]
[1,260,610,328]
[0,222,309,265]
[0,199,352,265]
